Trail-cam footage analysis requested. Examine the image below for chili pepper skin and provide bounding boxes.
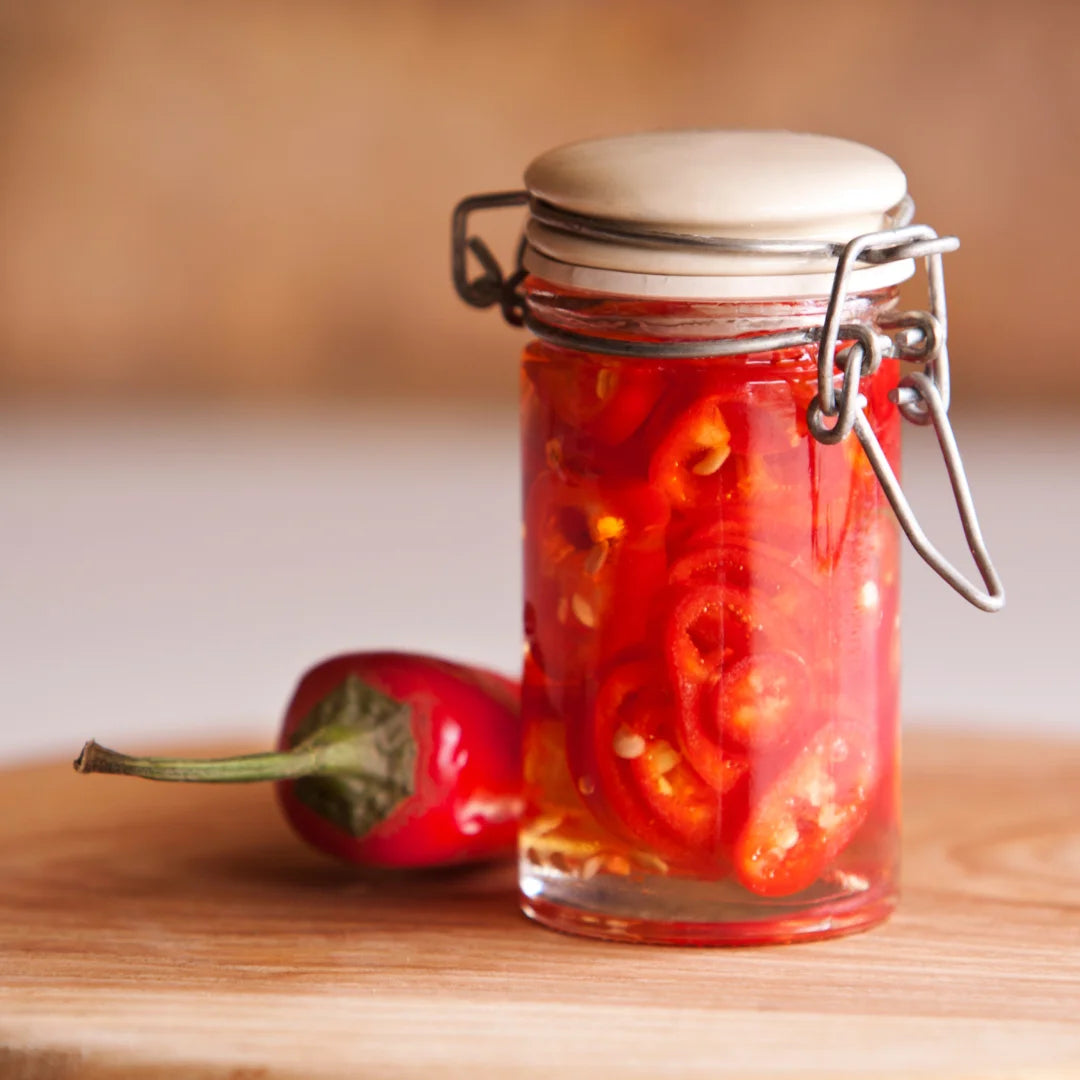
[75,652,523,870]
[587,660,729,862]
[277,653,522,868]
[648,394,733,508]
[527,345,664,447]
[524,470,668,684]
[733,719,878,897]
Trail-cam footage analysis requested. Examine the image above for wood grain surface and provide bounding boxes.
[2,730,1079,1079]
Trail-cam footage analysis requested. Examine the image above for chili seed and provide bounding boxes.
[613,726,646,759]
[583,541,609,577]
[581,854,605,880]
[773,820,800,853]
[556,596,570,624]
[595,368,617,401]
[691,444,731,476]
[634,852,670,873]
[530,812,564,836]
[571,592,597,628]
[650,741,681,774]
[805,774,837,807]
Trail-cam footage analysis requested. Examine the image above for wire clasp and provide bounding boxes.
[806,226,1003,612]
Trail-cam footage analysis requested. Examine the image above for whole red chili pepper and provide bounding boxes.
[74,652,523,868]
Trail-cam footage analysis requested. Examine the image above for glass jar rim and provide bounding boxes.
[522,244,915,301]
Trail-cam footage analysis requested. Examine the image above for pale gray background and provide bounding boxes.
[1,405,1077,765]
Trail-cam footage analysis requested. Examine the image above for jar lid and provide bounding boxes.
[522,130,915,299]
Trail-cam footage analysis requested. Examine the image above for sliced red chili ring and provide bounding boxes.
[627,719,724,854]
[705,650,811,751]
[697,371,810,457]
[648,394,734,509]
[527,351,665,446]
[524,471,669,684]
[663,519,821,789]
[670,685,750,797]
[733,719,878,897]
[668,536,817,657]
[587,660,727,861]
[669,528,815,589]
[664,582,758,689]
[662,584,757,794]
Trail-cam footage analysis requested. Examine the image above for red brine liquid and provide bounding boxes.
[518,283,901,945]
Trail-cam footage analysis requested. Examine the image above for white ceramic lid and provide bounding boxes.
[522,130,915,299]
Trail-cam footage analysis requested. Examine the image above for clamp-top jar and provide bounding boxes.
[453,131,1002,945]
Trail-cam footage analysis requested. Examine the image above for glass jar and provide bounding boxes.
[452,130,1003,946]
[518,283,901,944]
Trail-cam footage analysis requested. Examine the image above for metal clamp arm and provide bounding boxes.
[451,191,529,324]
[854,373,1004,612]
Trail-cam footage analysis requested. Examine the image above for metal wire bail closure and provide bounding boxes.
[451,192,529,326]
[451,192,1005,613]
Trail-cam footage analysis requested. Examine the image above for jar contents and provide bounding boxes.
[519,311,901,944]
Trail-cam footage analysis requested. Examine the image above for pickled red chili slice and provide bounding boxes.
[668,536,815,653]
[528,353,664,446]
[648,395,733,508]
[665,582,757,688]
[734,719,878,897]
[663,583,754,793]
[663,520,821,783]
[698,370,809,457]
[670,692,750,798]
[708,650,811,751]
[589,660,726,858]
[524,472,668,683]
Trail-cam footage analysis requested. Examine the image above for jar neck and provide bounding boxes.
[523,276,899,345]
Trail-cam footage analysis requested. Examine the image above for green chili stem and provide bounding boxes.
[74,738,352,784]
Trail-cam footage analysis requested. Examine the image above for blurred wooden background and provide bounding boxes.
[0,0,1076,409]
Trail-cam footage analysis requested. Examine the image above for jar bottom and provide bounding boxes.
[519,860,896,946]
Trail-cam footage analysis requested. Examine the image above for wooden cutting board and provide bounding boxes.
[2,730,1079,1079]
